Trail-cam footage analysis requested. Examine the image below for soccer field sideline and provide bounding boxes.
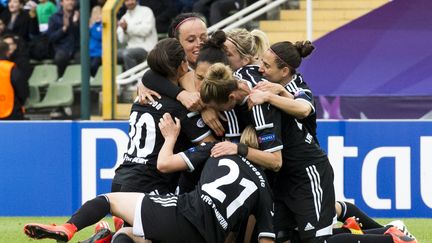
[0,217,431,242]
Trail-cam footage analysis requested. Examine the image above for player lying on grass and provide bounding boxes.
[24,114,275,243]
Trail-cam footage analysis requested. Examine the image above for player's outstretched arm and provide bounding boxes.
[157,113,188,173]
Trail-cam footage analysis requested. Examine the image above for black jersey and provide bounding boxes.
[113,96,211,193]
[283,74,318,143]
[221,109,246,142]
[177,142,216,193]
[233,65,265,86]
[234,65,284,153]
[178,154,275,243]
[279,111,327,165]
[235,66,318,145]
[237,100,284,152]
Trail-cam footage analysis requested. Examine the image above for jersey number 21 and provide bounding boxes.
[202,158,258,218]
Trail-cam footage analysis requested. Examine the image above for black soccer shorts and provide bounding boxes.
[273,160,336,240]
[133,194,205,243]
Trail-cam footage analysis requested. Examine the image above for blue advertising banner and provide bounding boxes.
[318,121,432,218]
[0,120,431,217]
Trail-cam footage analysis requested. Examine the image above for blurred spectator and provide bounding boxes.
[47,0,80,77]
[23,1,37,15]
[89,5,102,77]
[0,0,40,42]
[0,0,6,11]
[0,18,8,36]
[28,32,54,61]
[36,0,58,33]
[117,0,157,70]
[193,0,242,25]
[2,34,32,83]
[177,0,198,13]
[209,0,242,25]
[90,0,106,9]
[0,40,28,120]
[192,0,211,19]
[140,0,178,33]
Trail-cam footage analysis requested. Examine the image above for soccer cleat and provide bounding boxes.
[386,220,416,240]
[342,216,363,234]
[24,223,77,242]
[385,226,417,243]
[94,221,111,233]
[78,228,112,243]
[113,216,124,231]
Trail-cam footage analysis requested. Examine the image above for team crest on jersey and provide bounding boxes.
[196,118,205,128]
[294,89,310,100]
[258,133,275,143]
[188,147,197,153]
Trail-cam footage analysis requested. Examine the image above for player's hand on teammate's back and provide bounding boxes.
[248,89,271,109]
[254,80,294,99]
[158,113,181,141]
[211,141,238,158]
[137,82,161,104]
[177,90,203,111]
[201,107,226,137]
[254,80,284,95]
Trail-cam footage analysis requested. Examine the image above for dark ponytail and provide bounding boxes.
[294,40,315,58]
[196,30,229,65]
[270,40,315,73]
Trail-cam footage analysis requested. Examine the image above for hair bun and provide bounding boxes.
[294,40,315,58]
[205,63,233,84]
[206,30,226,49]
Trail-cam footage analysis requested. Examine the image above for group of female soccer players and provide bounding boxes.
[24,12,416,243]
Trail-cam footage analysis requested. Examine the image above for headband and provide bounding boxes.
[268,47,294,70]
[173,17,202,36]
[227,37,251,58]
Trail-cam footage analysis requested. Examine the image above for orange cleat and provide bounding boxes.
[342,216,364,234]
[113,216,124,232]
[386,220,416,240]
[94,221,111,233]
[385,226,417,243]
[24,223,77,242]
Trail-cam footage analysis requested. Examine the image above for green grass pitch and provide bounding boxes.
[0,217,431,242]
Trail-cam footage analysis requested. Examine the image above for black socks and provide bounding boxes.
[337,201,383,229]
[67,195,111,231]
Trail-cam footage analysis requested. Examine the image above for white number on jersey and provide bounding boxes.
[127,111,156,157]
[201,158,258,218]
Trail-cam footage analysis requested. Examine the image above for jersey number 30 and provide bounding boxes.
[202,158,258,218]
[127,111,156,157]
